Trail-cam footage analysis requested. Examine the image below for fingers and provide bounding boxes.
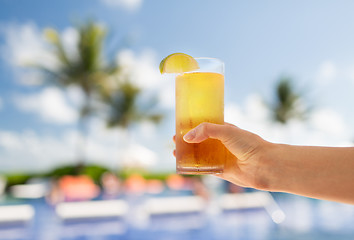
[172,135,176,156]
[224,122,236,127]
[173,122,236,156]
[183,122,236,144]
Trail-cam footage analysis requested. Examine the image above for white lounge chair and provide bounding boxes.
[219,191,286,224]
[0,176,6,197]
[10,183,48,199]
[0,204,35,224]
[144,196,206,216]
[56,199,129,221]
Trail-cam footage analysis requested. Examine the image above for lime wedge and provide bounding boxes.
[159,53,199,74]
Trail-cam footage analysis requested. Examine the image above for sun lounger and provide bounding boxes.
[10,183,48,199]
[219,191,271,210]
[55,200,129,221]
[0,204,35,224]
[219,191,286,223]
[144,196,206,216]
[0,176,6,196]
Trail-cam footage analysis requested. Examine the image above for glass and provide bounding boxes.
[175,57,227,174]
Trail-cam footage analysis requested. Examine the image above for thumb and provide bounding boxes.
[183,122,235,143]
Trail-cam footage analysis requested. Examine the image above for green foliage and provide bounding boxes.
[78,22,106,76]
[117,169,174,181]
[45,165,79,178]
[81,165,110,183]
[270,77,308,124]
[39,20,163,127]
[27,19,164,168]
[104,80,163,128]
[5,173,32,188]
[42,21,115,119]
[44,164,109,183]
[142,172,176,181]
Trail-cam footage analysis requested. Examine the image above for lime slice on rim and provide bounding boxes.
[159,53,199,74]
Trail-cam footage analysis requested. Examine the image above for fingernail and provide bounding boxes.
[183,129,196,142]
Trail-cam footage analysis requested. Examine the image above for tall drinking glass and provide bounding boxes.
[175,57,227,174]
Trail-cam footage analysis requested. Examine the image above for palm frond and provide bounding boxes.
[270,77,308,124]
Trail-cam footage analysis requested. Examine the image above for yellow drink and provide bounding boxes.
[175,71,227,174]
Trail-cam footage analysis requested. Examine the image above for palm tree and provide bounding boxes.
[101,75,163,129]
[36,21,117,167]
[42,21,115,116]
[100,78,163,173]
[269,77,308,124]
[30,20,162,168]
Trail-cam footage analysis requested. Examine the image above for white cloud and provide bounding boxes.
[100,0,143,11]
[1,22,167,109]
[2,90,351,173]
[158,76,175,109]
[225,94,270,135]
[14,87,78,124]
[0,22,60,85]
[137,121,157,139]
[66,85,85,109]
[346,64,354,85]
[312,60,354,88]
[116,49,162,89]
[0,131,21,150]
[225,94,352,147]
[116,49,173,109]
[1,22,80,86]
[61,27,79,62]
[316,61,337,85]
[1,22,53,67]
[0,116,162,172]
[0,129,77,172]
[309,108,346,137]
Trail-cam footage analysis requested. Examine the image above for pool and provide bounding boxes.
[0,193,354,240]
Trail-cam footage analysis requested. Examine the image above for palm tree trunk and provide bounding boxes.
[75,86,91,174]
[75,114,89,174]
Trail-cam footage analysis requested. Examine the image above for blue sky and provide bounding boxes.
[1,0,354,173]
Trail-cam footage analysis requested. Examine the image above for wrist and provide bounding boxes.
[254,142,286,192]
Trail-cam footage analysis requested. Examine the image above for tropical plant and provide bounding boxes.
[29,20,162,167]
[42,21,116,117]
[269,77,308,124]
[102,78,163,129]
[35,21,118,166]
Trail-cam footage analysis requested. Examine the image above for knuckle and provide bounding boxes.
[221,125,237,143]
[197,122,210,139]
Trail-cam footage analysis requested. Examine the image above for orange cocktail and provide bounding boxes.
[175,58,227,174]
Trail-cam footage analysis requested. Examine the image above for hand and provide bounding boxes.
[182,122,273,190]
[174,122,354,204]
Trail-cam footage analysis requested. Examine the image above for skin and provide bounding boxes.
[178,122,354,205]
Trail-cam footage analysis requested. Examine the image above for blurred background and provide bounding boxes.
[1,0,354,239]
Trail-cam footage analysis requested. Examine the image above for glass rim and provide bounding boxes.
[194,57,223,63]
[185,57,224,74]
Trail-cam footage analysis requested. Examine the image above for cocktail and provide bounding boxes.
[160,53,228,174]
